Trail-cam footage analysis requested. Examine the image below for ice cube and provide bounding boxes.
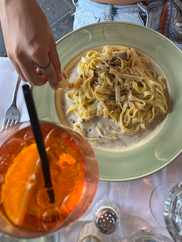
[0,138,26,173]
[41,208,61,231]
[23,129,35,144]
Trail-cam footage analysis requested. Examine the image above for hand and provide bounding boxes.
[0,0,62,90]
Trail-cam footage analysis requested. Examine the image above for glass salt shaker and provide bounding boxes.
[93,200,121,235]
[77,222,104,242]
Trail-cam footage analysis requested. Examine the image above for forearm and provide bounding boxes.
[91,0,148,4]
[0,0,26,18]
[0,0,9,19]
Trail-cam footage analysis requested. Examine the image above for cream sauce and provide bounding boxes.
[56,47,170,151]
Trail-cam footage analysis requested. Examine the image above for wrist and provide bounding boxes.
[0,0,20,18]
[0,0,37,19]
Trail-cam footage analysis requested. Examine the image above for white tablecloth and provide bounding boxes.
[0,57,181,242]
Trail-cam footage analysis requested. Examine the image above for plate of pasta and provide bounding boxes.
[32,22,182,181]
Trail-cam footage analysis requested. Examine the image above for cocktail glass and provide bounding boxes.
[149,181,182,241]
[0,121,99,239]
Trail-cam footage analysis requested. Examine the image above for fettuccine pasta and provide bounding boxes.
[65,45,168,140]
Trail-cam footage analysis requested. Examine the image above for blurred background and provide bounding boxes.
[0,0,75,57]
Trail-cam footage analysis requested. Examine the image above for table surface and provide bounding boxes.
[0,57,181,242]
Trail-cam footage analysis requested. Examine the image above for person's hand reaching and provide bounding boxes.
[0,0,62,90]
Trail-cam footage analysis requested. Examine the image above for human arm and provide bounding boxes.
[0,0,62,90]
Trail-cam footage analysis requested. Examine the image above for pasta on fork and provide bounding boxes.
[65,45,168,141]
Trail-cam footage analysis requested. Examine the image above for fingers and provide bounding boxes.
[48,35,62,84]
[7,42,49,86]
[9,59,28,83]
[20,60,47,86]
[9,54,47,86]
[36,60,58,90]
[7,31,61,90]
[32,35,62,90]
[11,47,61,90]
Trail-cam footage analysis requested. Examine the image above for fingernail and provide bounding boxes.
[51,87,58,91]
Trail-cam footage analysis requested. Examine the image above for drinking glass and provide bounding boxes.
[118,215,173,242]
[77,215,154,241]
[164,182,182,241]
[149,181,182,241]
[92,200,153,239]
[77,199,172,242]
[0,121,99,239]
[149,181,177,227]
[77,205,172,242]
[120,230,173,242]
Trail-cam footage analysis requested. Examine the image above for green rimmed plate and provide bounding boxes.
[32,22,182,181]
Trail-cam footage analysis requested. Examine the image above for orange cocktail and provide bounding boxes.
[0,121,98,238]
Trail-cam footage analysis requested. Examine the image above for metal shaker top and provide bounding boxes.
[93,200,120,235]
[96,209,118,234]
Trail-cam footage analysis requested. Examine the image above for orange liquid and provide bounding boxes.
[0,122,85,232]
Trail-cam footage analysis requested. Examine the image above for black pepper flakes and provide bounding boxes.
[119,52,127,59]
[110,94,115,100]
[70,119,75,124]
[138,82,143,87]
[111,57,117,62]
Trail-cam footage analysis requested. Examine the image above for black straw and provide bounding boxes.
[22,84,55,204]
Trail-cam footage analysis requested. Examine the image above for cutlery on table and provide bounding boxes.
[1,76,21,131]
